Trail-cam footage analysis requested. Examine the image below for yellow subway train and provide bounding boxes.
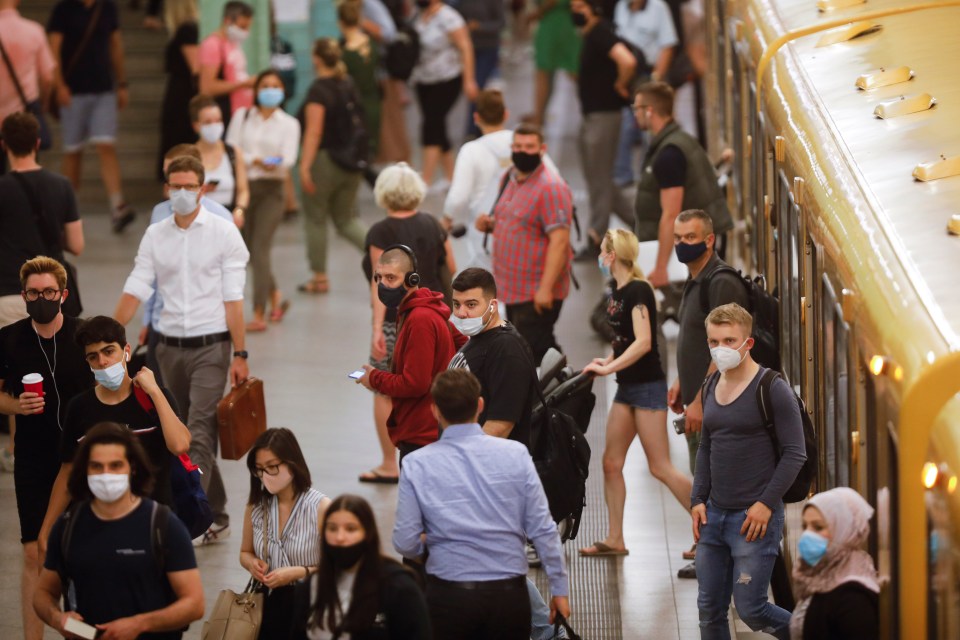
[700,0,960,637]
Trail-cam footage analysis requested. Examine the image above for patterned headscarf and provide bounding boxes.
[789,488,880,639]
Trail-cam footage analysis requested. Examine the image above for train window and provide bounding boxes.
[776,173,793,382]
[834,304,850,486]
[749,93,763,272]
[789,210,802,387]
[820,275,851,488]
[730,46,743,211]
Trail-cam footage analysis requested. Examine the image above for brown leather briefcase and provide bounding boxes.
[217,377,266,460]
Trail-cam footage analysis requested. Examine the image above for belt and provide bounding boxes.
[428,575,526,591]
[156,331,230,349]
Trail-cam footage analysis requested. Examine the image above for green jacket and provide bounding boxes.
[634,121,732,242]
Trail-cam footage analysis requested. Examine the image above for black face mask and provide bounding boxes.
[675,240,708,264]
[511,151,542,174]
[25,297,61,325]
[327,541,365,570]
[377,282,407,309]
[571,11,588,27]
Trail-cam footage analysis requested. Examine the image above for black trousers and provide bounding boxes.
[506,299,564,364]
[426,577,530,640]
[415,75,462,152]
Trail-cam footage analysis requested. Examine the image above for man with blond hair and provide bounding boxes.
[0,256,93,640]
[691,302,804,640]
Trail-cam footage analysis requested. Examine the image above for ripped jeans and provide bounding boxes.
[696,501,791,640]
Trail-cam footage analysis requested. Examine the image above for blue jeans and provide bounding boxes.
[696,502,791,640]
[614,106,643,186]
[466,46,501,137]
[528,578,566,640]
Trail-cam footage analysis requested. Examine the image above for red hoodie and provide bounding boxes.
[369,288,467,446]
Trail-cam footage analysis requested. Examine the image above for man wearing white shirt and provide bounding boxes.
[114,155,250,545]
[442,91,558,270]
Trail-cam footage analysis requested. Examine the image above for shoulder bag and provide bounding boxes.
[0,35,52,149]
[9,172,83,317]
[201,502,269,640]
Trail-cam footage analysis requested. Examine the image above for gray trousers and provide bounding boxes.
[243,179,286,309]
[157,340,231,527]
[579,111,636,239]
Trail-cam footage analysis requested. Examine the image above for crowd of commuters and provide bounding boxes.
[0,1,885,639]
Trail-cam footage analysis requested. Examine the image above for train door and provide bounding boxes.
[819,275,851,488]
[776,172,801,389]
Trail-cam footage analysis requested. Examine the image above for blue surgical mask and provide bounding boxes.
[92,360,126,392]
[199,122,224,143]
[675,240,708,263]
[798,530,829,567]
[170,189,199,216]
[257,87,285,108]
[598,255,612,279]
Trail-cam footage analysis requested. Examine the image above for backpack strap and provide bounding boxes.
[755,368,783,459]
[698,370,721,407]
[698,263,741,315]
[150,500,170,577]
[57,502,84,590]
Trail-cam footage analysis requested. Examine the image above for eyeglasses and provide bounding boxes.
[253,463,283,478]
[23,288,62,302]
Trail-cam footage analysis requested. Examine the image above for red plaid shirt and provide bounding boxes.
[492,164,573,304]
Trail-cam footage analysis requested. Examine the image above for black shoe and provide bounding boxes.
[574,242,600,263]
[112,204,136,234]
[677,561,697,579]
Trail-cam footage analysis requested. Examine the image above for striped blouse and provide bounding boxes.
[252,487,326,570]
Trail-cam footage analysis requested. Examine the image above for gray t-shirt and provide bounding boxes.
[691,368,806,511]
[675,253,751,404]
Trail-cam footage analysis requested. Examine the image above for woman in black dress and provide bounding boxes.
[157,0,199,179]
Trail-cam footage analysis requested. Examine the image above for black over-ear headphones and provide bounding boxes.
[382,243,421,288]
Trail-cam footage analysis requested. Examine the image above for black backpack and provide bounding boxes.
[384,22,420,81]
[702,370,817,503]
[327,78,370,173]
[700,265,781,372]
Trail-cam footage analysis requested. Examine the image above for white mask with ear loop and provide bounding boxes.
[450,301,496,337]
[710,339,749,373]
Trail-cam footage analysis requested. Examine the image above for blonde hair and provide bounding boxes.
[20,256,67,291]
[164,0,198,35]
[602,229,646,282]
[374,163,427,212]
[705,303,753,334]
[313,38,347,80]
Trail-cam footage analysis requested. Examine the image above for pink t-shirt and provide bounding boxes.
[198,32,253,114]
[0,9,57,120]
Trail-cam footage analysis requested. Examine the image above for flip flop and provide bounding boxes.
[358,469,399,484]
[683,543,697,561]
[297,280,329,294]
[269,300,291,323]
[579,542,629,557]
[246,321,268,333]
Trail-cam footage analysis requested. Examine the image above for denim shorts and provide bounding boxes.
[613,379,668,411]
[60,91,118,151]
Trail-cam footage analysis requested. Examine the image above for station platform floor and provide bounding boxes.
[0,43,767,639]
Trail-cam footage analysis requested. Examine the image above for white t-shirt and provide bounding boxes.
[204,149,236,208]
[307,570,357,640]
[411,5,465,85]
[614,0,678,67]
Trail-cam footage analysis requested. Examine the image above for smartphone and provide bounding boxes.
[263,156,283,166]
[206,179,221,188]
[348,369,366,380]
[64,617,98,640]
[672,416,686,435]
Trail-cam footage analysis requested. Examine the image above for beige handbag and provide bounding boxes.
[201,504,270,640]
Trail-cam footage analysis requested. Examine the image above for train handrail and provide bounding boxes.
[754,1,960,115]
[897,351,960,640]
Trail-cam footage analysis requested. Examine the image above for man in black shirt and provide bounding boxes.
[0,256,93,640]
[448,268,536,446]
[38,316,192,563]
[34,423,203,639]
[571,0,638,258]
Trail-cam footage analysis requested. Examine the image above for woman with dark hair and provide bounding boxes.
[241,428,331,639]
[226,69,301,332]
[298,494,430,639]
[157,0,200,180]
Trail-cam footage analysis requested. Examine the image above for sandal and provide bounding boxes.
[269,300,290,323]
[578,541,629,557]
[297,279,329,294]
[358,469,400,484]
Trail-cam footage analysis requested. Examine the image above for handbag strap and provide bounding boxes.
[482,170,512,255]
[0,35,29,109]
[553,614,582,640]
[62,0,105,81]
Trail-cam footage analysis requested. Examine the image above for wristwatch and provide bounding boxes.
[233,350,249,359]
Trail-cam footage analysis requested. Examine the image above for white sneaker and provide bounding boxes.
[427,178,451,195]
[192,524,230,547]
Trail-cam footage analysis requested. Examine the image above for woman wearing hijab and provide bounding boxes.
[791,487,880,640]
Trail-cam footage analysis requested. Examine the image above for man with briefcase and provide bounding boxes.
[115,155,251,546]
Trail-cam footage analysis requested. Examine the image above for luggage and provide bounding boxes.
[217,378,266,460]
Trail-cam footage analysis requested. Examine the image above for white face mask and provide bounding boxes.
[199,122,224,144]
[225,24,250,44]
[450,301,495,337]
[170,188,200,216]
[710,339,749,373]
[88,473,130,503]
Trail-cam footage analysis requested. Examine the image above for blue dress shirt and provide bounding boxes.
[393,423,569,597]
[142,197,234,329]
